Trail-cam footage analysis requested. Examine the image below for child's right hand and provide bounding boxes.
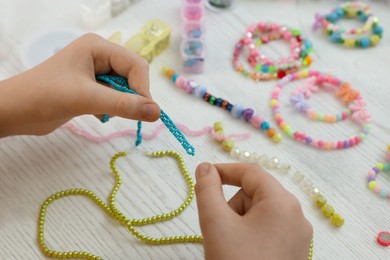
[195,163,313,260]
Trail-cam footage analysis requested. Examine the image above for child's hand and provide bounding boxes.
[0,33,160,137]
[195,163,313,260]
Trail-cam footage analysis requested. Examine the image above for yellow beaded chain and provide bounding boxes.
[37,150,202,260]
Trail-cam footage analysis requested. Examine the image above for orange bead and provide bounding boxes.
[267,128,276,137]
[167,69,175,78]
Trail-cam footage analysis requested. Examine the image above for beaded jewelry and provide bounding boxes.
[212,121,344,228]
[271,70,372,149]
[38,150,202,260]
[162,66,282,143]
[290,75,367,123]
[96,75,195,156]
[233,22,313,81]
[312,2,383,48]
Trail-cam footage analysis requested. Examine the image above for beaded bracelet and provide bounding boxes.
[233,21,313,81]
[271,70,372,149]
[290,75,368,124]
[212,121,344,227]
[162,66,282,143]
[312,2,383,48]
[96,75,195,156]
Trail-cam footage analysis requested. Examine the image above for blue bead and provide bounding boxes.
[336,114,342,121]
[380,189,388,198]
[260,122,270,130]
[330,32,341,43]
[226,103,233,112]
[172,73,179,82]
[261,65,269,73]
[231,105,244,118]
[343,140,349,148]
[100,114,109,123]
[373,26,383,36]
[360,37,370,48]
[335,7,344,17]
[359,14,367,22]
[194,86,207,98]
[215,98,223,107]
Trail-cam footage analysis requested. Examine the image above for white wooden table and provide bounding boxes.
[1,0,389,259]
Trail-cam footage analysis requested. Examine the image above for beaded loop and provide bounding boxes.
[96,75,195,156]
[271,70,372,150]
[313,2,383,48]
[233,21,313,81]
[38,150,202,260]
[162,66,282,143]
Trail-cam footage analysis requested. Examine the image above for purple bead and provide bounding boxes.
[242,108,254,121]
[231,105,244,118]
[367,175,376,182]
[343,140,349,148]
[373,167,380,173]
[305,137,312,144]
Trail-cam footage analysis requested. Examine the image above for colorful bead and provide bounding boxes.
[271,70,371,150]
[377,231,390,247]
[331,213,345,227]
[313,2,383,48]
[367,157,390,200]
[163,67,281,143]
[321,204,335,218]
[233,21,313,81]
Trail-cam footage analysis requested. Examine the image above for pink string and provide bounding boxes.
[62,122,251,143]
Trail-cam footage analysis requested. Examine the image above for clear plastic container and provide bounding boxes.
[180,39,205,74]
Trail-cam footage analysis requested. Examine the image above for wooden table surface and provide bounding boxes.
[1,0,389,259]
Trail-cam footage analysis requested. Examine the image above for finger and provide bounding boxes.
[86,34,152,98]
[227,189,252,215]
[214,163,286,201]
[195,163,232,225]
[81,82,160,121]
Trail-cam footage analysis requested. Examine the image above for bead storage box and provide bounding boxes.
[180,0,206,73]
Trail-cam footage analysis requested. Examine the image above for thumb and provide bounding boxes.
[83,83,160,122]
[195,163,230,229]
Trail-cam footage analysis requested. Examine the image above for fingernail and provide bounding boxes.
[140,103,160,120]
[196,163,210,180]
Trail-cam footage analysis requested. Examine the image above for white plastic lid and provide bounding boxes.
[20,28,84,69]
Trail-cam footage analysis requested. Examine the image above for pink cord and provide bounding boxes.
[62,122,251,143]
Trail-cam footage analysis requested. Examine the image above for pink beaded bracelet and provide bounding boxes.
[271,70,372,149]
[233,21,313,81]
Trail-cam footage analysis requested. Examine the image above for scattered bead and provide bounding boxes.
[377,231,390,247]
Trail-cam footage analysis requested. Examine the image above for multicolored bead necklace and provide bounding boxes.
[312,1,383,48]
[96,75,195,156]
[212,121,344,227]
[233,21,313,81]
[162,66,282,143]
[271,70,372,149]
[38,150,202,260]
